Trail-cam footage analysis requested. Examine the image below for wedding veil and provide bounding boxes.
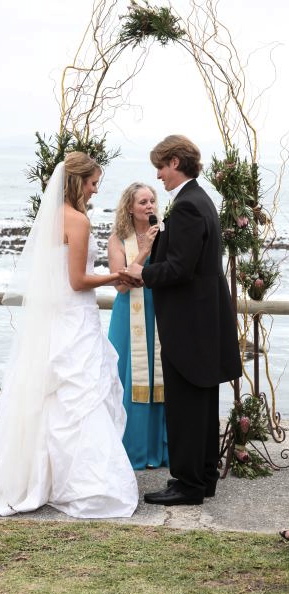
[0,162,66,512]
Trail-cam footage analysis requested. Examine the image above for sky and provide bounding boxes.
[1,0,289,161]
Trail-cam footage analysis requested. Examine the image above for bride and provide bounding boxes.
[0,151,138,518]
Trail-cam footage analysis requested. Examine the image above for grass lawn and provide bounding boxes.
[0,521,288,593]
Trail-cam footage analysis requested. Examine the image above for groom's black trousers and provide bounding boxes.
[161,350,220,499]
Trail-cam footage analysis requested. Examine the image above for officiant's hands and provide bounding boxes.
[139,224,159,253]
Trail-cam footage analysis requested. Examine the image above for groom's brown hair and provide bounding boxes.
[150,135,202,178]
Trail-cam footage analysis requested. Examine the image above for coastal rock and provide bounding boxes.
[1,222,288,260]
[0,222,113,265]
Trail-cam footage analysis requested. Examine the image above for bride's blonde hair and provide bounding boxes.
[64,152,101,214]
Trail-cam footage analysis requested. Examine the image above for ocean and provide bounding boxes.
[0,142,288,418]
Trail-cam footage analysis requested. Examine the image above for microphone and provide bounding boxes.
[149,214,158,226]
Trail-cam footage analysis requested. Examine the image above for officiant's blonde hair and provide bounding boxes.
[64,151,101,215]
[113,182,158,240]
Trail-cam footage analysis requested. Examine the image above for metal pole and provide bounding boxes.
[229,254,240,402]
[253,313,260,397]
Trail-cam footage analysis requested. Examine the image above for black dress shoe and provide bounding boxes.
[144,484,203,506]
[167,478,216,498]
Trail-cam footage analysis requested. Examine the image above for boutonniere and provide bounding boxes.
[163,200,174,220]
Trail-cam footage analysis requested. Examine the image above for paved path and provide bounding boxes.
[1,426,289,534]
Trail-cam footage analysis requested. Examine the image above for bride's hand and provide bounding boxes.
[117,275,143,288]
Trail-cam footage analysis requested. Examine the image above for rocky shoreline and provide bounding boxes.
[0,222,113,266]
[1,223,288,266]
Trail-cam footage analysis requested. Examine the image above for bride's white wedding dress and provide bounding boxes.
[0,235,138,518]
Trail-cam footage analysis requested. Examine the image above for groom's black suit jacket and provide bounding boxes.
[142,179,242,387]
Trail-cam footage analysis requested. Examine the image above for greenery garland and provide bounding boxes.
[206,146,280,302]
[119,1,185,46]
[228,395,271,479]
[206,146,265,256]
[230,449,271,479]
[237,258,280,301]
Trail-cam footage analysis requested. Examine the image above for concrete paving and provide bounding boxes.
[1,425,289,534]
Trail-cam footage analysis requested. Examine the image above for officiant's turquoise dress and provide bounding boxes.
[108,284,169,470]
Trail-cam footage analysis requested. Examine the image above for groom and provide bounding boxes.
[125,135,242,505]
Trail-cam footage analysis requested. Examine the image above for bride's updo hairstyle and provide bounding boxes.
[64,151,101,214]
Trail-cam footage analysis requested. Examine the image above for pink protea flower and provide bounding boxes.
[239,416,250,434]
[215,171,224,181]
[234,449,250,463]
[254,278,264,288]
[236,216,249,228]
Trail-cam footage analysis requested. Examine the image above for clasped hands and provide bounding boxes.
[118,262,144,287]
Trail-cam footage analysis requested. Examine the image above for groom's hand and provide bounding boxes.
[123,263,143,281]
[118,268,144,286]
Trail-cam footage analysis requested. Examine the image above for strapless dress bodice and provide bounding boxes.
[63,234,98,307]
